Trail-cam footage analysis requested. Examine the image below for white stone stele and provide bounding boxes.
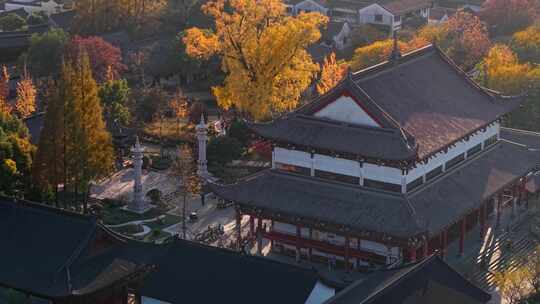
[126,136,154,214]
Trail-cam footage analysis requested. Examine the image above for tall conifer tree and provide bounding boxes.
[33,55,113,211]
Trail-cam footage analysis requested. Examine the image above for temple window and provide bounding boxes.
[363,178,401,192]
[484,135,498,147]
[275,163,311,176]
[406,176,423,192]
[467,143,482,157]
[315,170,360,185]
[426,166,443,181]
[446,153,465,170]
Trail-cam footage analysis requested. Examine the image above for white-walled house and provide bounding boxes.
[428,6,455,24]
[287,0,330,16]
[3,0,66,15]
[321,21,351,49]
[358,0,431,31]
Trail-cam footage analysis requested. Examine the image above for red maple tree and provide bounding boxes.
[481,0,537,34]
[65,36,126,83]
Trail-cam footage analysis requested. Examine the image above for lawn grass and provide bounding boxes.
[145,214,182,230]
[113,224,144,235]
[140,230,172,243]
[142,117,193,143]
[102,206,165,225]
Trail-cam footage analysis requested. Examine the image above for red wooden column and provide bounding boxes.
[270,219,275,247]
[459,217,466,256]
[497,193,503,227]
[511,185,517,216]
[236,209,242,250]
[409,246,417,263]
[308,228,313,262]
[345,234,350,272]
[257,217,263,255]
[249,215,255,239]
[479,203,486,239]
[357,238,361,269]
[441,230,448,259]
[296,224,301,263]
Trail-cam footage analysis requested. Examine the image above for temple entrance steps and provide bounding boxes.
[460,214,539,291]
[470,237,537,290]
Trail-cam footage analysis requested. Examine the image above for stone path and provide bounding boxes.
[106,214,168,228]
[228,160,270,168]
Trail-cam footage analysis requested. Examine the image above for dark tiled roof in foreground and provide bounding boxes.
[0,199,99,297]
[324,255,490,304]
[140,240,319,304]
[210,131,540,238]
[0,198,319,303]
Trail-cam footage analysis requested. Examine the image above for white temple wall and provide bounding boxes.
[274,147,312,169]
[406,122,499,183]
[313,154,361,176]
[274,147,403,186]
[363,163,402,184]
[314,95,380,127]
[273,122,500,192]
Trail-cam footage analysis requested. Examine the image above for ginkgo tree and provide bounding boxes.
[183,0,328,120]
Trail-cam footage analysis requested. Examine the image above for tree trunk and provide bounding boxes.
[182,193,187,239]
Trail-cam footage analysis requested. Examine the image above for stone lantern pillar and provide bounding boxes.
[196,114,209,178]
[127,136,151,213]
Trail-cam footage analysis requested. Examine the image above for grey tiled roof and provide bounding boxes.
[210,130,540,238]
[251,45,521,161]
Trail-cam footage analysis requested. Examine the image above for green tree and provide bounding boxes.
[99,78,131,125]
[33,55,113,211]
[0,111,35,196]
[67,55,114,212]
[22,29,69,77]
[207,135,242,165]
[227,119,250,147]
[169,144,200,239]
[32,81,65,206]
[26,12,48,26]
[511,21,540,63]
[0,13,26,31]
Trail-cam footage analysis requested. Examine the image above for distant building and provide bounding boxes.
[358,0,431,32]
[2,0,69,15]
[428,6,455,24]
[285,0,432,32]
[321,21,351,50]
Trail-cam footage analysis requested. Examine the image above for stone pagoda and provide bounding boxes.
[196,114,209,178]
[126,136,152,213]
